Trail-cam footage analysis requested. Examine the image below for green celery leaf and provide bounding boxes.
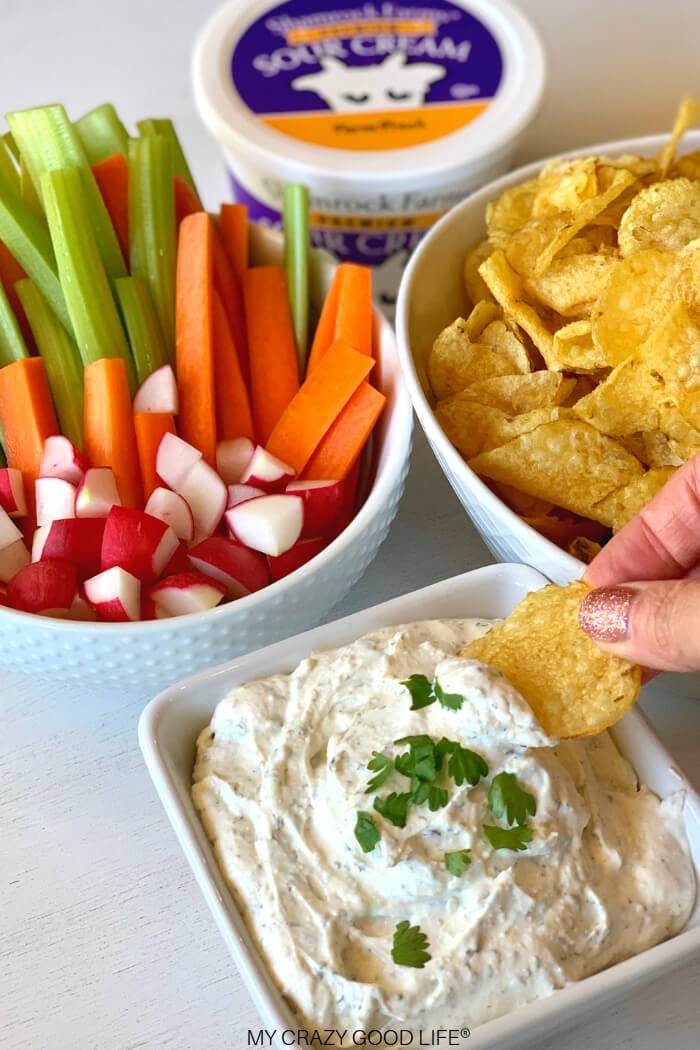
[365,751,394,793]
[488,772,536,826]
[445,849,471,876]
[354,811,380,853]
[483,824,533,852]
[391,920,431,968]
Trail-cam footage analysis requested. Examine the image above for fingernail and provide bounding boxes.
[579,586,635,642]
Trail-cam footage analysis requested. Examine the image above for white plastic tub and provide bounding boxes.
[193,0,545,308]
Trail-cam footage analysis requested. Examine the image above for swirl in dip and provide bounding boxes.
[192,619,695,1036]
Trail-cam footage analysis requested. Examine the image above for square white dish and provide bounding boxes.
[138,562,700,1049]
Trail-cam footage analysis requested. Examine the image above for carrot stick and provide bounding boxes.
[211,289,254,443]
[84,357,143,508]
[92,153,129,263]
[266,339,374,474]
[333,263,373,357]
[300,381,385,480]
[243,265,300,445]
[174,174,202,228]
[306,264,342,373]
[175,212,217,464]
[0,241,34,352]
[134,411,175,498]
[0,356,59,517]
[212,228,249,387]
[219,203,248,285]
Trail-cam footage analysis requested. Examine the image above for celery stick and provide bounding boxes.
[0,138,20,196]
[115,275,168,385]
[129,134,176,358]
[7,104,127,278]
[0,278,28,365]
[2,132,19,161]
[0,179,70,332]
[137,117,200,201]
[41,166,135,389]
[283,183,310,373]
[20,155,44,220]
[75,103,130,164]
[16,278,84,448]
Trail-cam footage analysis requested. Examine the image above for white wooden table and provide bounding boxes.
[1,2,699,1048]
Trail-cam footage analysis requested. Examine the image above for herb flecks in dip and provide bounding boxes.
[192,619,695,1036]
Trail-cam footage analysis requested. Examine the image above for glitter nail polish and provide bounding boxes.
[579,586,635,642]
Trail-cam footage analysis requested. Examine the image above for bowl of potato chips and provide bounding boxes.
[396,101,700,585]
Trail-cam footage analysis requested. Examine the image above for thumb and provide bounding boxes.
[579,579,700,673]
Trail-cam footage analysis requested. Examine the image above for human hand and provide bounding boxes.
[579,453,700,672]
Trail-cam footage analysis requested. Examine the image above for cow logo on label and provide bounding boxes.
[290,52,446,113]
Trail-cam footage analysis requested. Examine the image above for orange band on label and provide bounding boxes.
[262,99,490,151]
[286,19,437,44]
[310,210,447,230]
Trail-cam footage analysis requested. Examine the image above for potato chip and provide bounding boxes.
[479,250,554,360]
[463,300,501,341]
[459,582,642,737]
[468,418,643,523]
[464,239,496,306]
[486,177,539,236]
[657,96,700,175]
[525,253,616,318]
[488,481,553,517]
[591,249,680,366]
[427,317,531,400]
[453,370,574,415]
[593,467,677,533]
[535,169,637,275]
[567,536,602,563]
[435,399,562,461]
[642,427,700,467]
[618,178,700,256]
[673,150,700,180]
[547,320,609,373]
[531,157,600,216]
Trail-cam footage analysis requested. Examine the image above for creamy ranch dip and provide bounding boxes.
[192,619,695,1038]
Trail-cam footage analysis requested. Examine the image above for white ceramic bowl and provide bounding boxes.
[138,563,700,1049]
[395,131,700,586]
[0,227,412,691]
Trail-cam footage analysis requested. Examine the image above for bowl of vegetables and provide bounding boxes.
[0,103,412,690]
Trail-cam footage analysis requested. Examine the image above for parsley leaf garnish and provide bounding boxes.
[400,675,464,711]
[483,824,533,851]
[488,772,536,826]
[394,736,437,783]
[373,792,413,828]
[354,811,380,853]
[401,674,434,710]
[427,785,449,811]
[441,740,489,786]
[391,920,431,968]
[445,849,471,876]
[433,680,464,710]
[365,751,394,793]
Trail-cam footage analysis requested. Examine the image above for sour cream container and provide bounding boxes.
[193,0,545,308]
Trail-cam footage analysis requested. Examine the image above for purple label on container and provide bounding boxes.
[231,0,503,152]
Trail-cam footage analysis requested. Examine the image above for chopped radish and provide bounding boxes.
[216,437,254,485]
[150,571,226,617]
[177,459,227,540]
[162,540,191,577]
[0,538,31,584]
[240,446,295,492]
[35,476,76,527]
[75,467,121,518]
[144,487,195,542]
[101,506,179,583]
[226,493,303,556]
[267,536,327,581]
[133,364,179,414]
[0,468,27,518]
[188,536,269,598]
[286,479,345,537]
[226,483,265,509]
[33,518,106,580]
[44,593,98,622]
[40,435,86,485]
[0,506,24,550]
[84,566,141,622]
[7,559,78,614]
[156,432,202,490]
